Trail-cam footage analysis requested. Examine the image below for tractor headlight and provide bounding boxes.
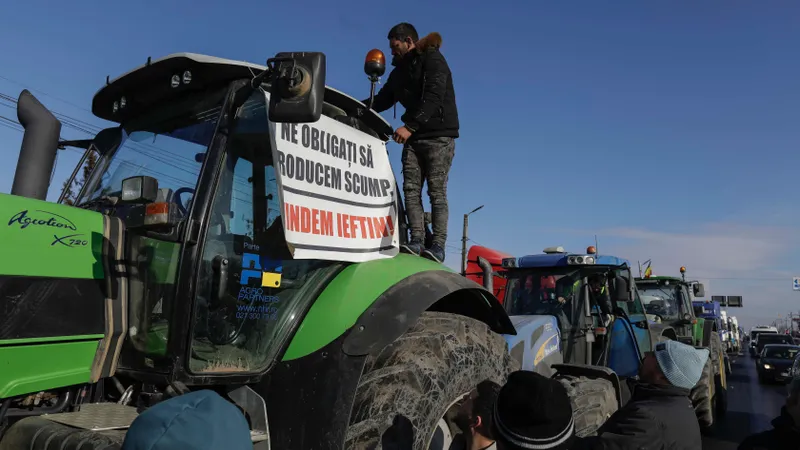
[568,255,595,265]
[501,258,517,268]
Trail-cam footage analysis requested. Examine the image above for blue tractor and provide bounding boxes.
[497,246,656,436]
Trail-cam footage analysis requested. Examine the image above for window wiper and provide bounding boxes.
[77,195,119,210]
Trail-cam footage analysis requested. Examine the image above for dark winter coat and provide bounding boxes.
[364,32,459,140]
[574,382,701,450]
[738,406,800,450]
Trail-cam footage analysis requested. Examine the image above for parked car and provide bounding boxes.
[757,344,800,384]
[755,333,794,359]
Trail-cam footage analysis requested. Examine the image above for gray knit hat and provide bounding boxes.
[654,340,710,389]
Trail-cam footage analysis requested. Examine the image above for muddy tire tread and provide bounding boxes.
[689,353,714,428]
[554,375,618,437]
[345,312,519,450]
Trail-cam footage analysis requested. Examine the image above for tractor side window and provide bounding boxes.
[189,90,335,374]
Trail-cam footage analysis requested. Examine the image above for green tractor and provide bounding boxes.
[635,267,728,432]
[0,51,519,449]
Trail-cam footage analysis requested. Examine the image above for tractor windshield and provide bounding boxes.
[77,86,226,213]
[505,267,582,321]
[504,265,643,324]
[637,283,681,321]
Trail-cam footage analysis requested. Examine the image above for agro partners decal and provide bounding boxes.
[234,237,281,322]
[7,209,88,248]
[265,92,399,262]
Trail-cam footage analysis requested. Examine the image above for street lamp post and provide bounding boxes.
[461,205,484,276]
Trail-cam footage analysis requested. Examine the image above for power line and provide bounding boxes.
[0,90,259,193]
[0,73,93,114]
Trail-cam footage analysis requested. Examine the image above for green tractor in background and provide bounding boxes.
[0,51,519,449]
[635,267,728,433]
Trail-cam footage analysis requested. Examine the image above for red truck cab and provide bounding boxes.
[465,245,512,302]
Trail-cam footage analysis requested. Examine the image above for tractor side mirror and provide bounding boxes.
[268,52,326,123]
[612,276,631,303]
[693,283,705,298]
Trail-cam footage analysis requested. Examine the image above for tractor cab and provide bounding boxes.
[73,53,402,380]
[635,274,702,345]
[500,246,651,378]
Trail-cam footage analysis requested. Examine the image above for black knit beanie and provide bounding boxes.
[492,371,575,450]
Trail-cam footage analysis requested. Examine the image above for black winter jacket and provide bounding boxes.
[738,406,800,450]
[364,32,459,140]
[574,382,701,450]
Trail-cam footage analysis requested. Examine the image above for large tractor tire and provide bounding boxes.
[689,352,715,430]
[709,333,723,377]
[345,312,519,450]
[709,333,728,418]
[554,375,618,437]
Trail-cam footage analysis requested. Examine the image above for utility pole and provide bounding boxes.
[461,205,484,275]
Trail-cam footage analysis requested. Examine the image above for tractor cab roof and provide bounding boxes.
[635,276,684,284]
[91,52,393,140]
[503,250,630,270]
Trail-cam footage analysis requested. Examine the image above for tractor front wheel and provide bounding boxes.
[345,312,518,450]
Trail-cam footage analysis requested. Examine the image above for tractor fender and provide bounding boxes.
[504,315,563,377]
[608,316,642,378]
[649,323,679,342]
[342,270,515,357]
[282,254,514,361]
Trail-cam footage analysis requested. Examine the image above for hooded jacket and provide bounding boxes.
[738,406,800,450]
[365,32,459,140]
[574,382,701,450]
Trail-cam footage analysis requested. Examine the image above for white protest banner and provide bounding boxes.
[265,92,399,262]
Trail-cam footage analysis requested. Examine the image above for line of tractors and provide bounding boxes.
[0,49,743,449]
[465,246,744,437]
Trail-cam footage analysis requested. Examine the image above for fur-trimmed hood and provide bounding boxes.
[416,32,442,53]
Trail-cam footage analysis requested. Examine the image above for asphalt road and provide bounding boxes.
[701,351,789,449]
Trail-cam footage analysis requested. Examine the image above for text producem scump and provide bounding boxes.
[277,123,394,200]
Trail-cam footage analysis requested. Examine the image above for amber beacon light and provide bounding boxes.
[365,49,386,79]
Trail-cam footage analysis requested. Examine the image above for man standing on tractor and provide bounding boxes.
[365,22,460,263]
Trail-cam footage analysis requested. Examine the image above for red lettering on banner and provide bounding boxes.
[334,213,395,239]
[282,203,394,240]
[283,202,335,236]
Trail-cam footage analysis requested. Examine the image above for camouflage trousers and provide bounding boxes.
[401,137,455,248]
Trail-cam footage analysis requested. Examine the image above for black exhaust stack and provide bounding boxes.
[11,90,62,200]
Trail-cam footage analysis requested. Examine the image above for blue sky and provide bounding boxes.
[1,0,799,329]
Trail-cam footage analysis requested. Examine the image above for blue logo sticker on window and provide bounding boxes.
[240,252,283,287]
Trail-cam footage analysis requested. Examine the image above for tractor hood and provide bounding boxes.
[0,193,127,398]
[0,193,111,343]
[0,194,105,280]
[504,315,562,376]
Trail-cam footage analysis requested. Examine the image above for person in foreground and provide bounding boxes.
[453,380,502,450]
[738,375,800,449]
[492,370,576,450]
[364,22,459,263]
[574,339,709,449]
[121,390,252,450]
